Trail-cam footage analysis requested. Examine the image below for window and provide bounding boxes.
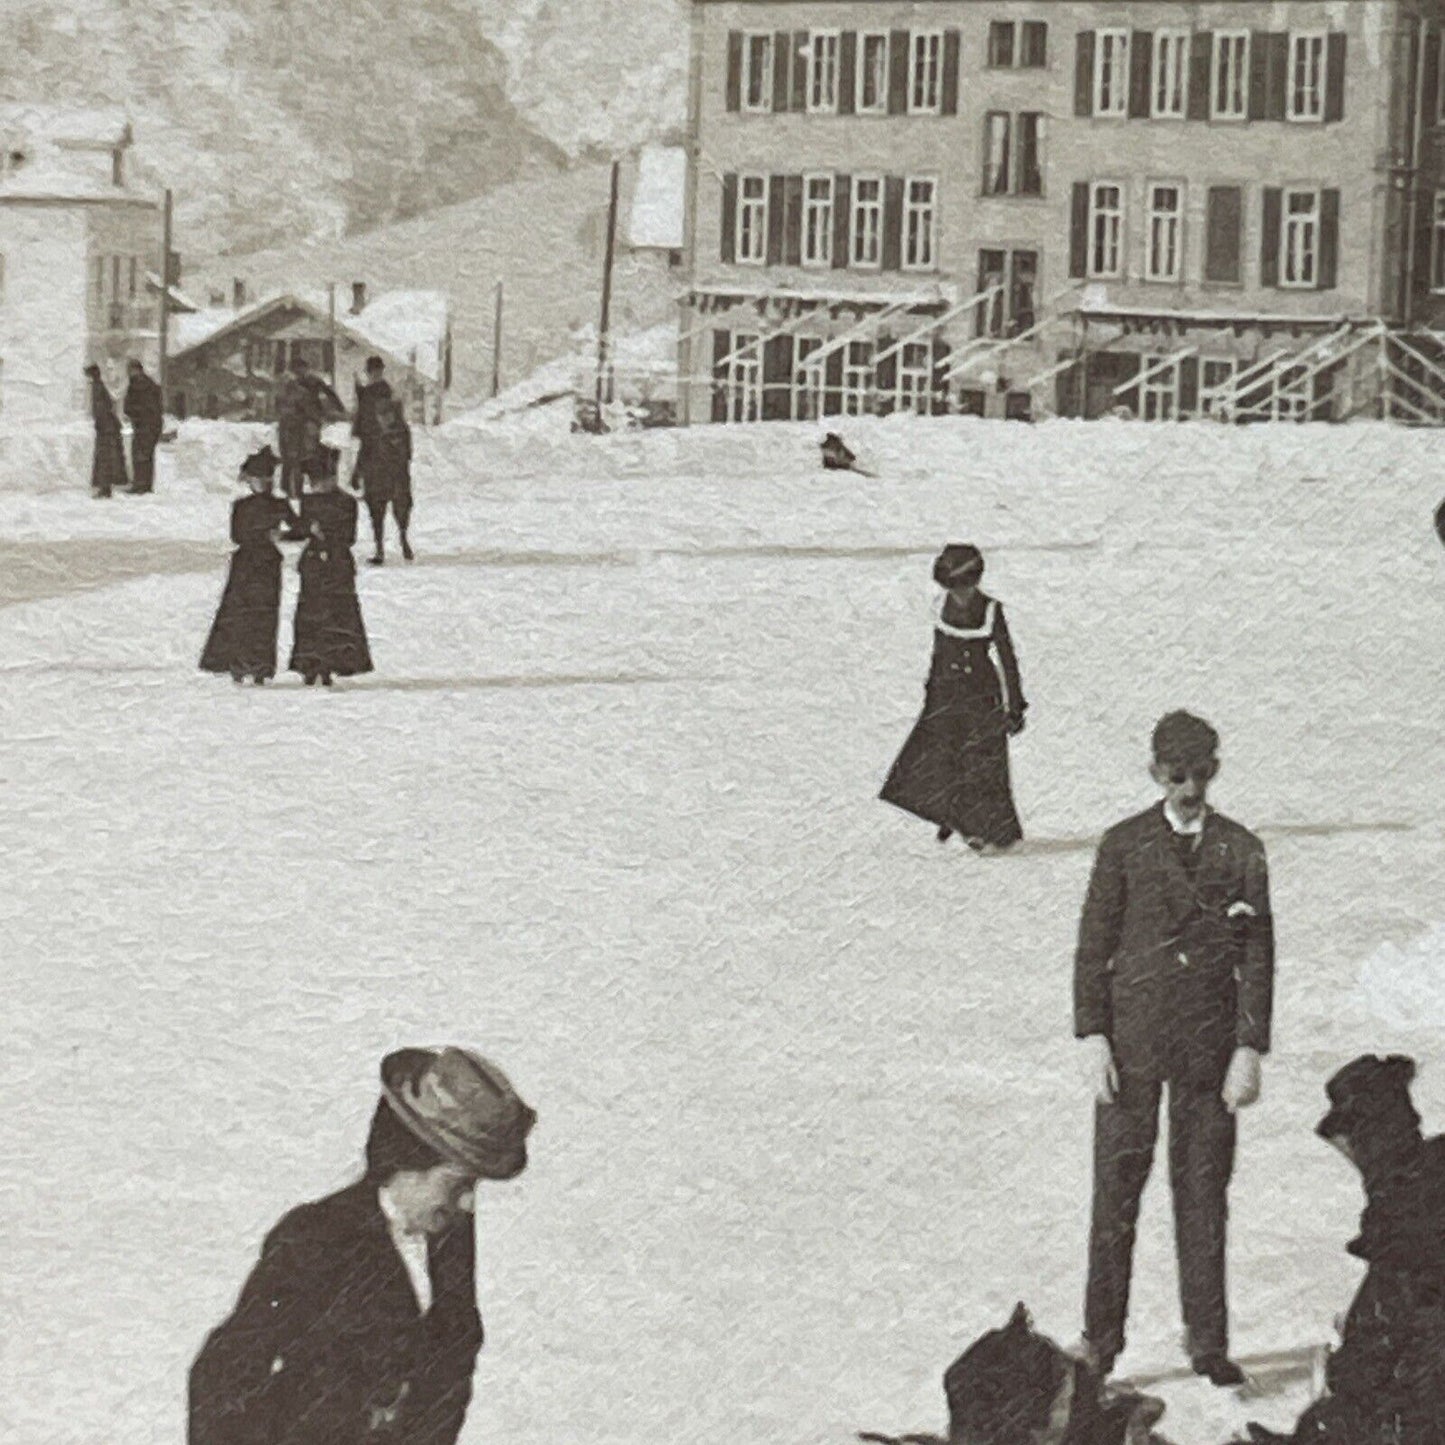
[910,31,944,113]
[1200,358,1238,417]
[1020,21,1047,67]
[736,174,768,265]
[843,340,873,415]
[1152,31,1189,118]
[903,178,937,270]
[858,32,889,114]
[1212,31,1249,120]
[989,20,1047,68]
[1017,114,1042,195]
[743,33,773,112]
[1140,356,1179,420]
[802,174,834,268]
[1281,188,1320,286]
[851,176,883,267]
[808,31,840,113]
[976,249,1037,338]
[1089,182,1124,278]
[988,21,1015,68]
[1094,29,1130,117]
[982,113,1042,197]
[1288,32,1326,121]
[725,333,762,422]
[1146,183,1184,282]
[128,256,138,300]
[1432,194,1445,292]
[897,343,932,413]
[793,337,823,419]
[983,113,1011,196]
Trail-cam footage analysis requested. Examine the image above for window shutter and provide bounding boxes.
[1261,187,1282,288]
[766,175,787,264]
[1247,31,1270,119]
[1188,32,1212,119]
[1129,31,1153,117]
[1324,33,1346,122]
[824,346,844,413]
[763,336,792,419]
[1415,185,1437,301]
[1318,188,1340,289]
[1204,185,1243,284]
[1265,33,1289,120]
[832,174,852,268]
[1424,27,1442,131]
[839,31,857,114]
[783,175,804,266]
[726,33,743,112]
[875,336,898,411]
[1075,31,1096,116]
[882,176,904,270]
[773,33,792,112]
[942,30,961,115]
[930,336,952,415]
[1069,181,1090,278]
[712,330,731,423]
[888,29,910,114]
[1179,356,1200,416]
[721,174,738,262]
[793,30,809,110]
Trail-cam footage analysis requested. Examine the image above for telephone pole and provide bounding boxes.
[594,159,621,422]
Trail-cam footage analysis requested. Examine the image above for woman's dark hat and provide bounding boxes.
[239,445,280,480]
[933,542,984,588]
[1316,1054,1418,1141]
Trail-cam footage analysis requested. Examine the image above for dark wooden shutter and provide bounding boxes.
[1069,182,1090,278]
[1425,27,1442,131]
[1075,31,1096,116]
[773,33,792,112]
[882,176,904,270]
[839,30,857,114]
[1179,356,1200,416]
[1188,32,1212,119]
[832,174,851,268]
[763,335,792,420]
[793,30,809,110]
[1129,31,1153,117]
[1265,32,1289,120]
[1318,189,1340,289]
[824,347,844,414]
[931,336,951,415]
[783,175,804,266]
[1261,187,1282,287]
[1415,183,1437,300]
[941,29,961,115]
[1247,31,1270,119]
[766,175,786,264]
[875,336,898,412]
[1204,185,1243,283]
[711,330,731,422]
[726,33,743,112]
[888,29,910,113]
[1324,33,1346,122]
[720,174,738,262]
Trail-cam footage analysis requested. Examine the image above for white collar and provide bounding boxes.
[1163,801,1206,836]
[378,1183,426,1239]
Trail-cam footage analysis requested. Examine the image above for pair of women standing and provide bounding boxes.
[881,543,1027,853]
[200,446,373,687]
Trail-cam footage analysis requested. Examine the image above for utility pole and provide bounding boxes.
[327,282,338,390]
[492,281,503,398]
[157,188,173,405]
[594,158,621,423]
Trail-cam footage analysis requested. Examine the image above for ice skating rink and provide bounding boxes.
[2,415,1444,1445]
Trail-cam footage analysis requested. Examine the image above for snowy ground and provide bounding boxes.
[2,414,1444,1445]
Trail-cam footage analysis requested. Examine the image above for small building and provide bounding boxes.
[0,109,164,428]
[167,284,452,424]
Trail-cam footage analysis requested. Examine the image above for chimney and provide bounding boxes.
[232,278,247,311]
[350,281,367,314]
[112,146,123,187]
[209,289,226,308]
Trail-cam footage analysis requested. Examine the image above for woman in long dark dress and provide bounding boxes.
[199,446,297,684]
[880,543,1027,853]
[86,364,129,498]
[289,446,374,687]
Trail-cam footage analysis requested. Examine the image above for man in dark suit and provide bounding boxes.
[123,359,164,494]
[1073,711,1274,1387]
[189,1047,536,1445]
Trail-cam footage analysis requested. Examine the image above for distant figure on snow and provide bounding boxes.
[188,1046,536,1445]
[276,355,345,500]
[199,446,299,685]
[1240,1055,1445,1445]
[85,363,129,498]
[880,543,1027,853]
[123,359,163,494]
[353,355,415,565]
[289,445,373,687]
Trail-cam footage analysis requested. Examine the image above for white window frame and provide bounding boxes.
[1140,355,1179,420]
[1287,31,1327,122]
[983,112,1011,196]
[896,342,932,413]
[725,332,763,422]
[807,30,841,114]
[1272,365,1312,421]
[1212,30,1250,121]
[736,173,769,266]
[851,174,884,269]
[1280,186,1320,288]
[1431,193,1445,293]
[742,32,774,113]
[1200,357,1238,417]
[843,339,874,415]
[1094,29,1130,118]
[793,336,823,419]
[802,172,834,269]
[1145,182,1184,283]
[1152,30,1190,119]
[857,31,890,115]
[903,176,937,272]
[1088,181,1125,279]
[909,30,944,115]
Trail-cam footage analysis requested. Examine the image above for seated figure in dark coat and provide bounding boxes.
[189,1046,536,1445]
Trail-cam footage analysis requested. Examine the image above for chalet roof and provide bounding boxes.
[0,149,152,206]
[0,105,132,150]
[628,145,685,250]
[169,288,451,380]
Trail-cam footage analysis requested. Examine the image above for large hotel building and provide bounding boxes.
[675,1,1445,423]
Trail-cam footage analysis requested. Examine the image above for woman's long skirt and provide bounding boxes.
[880,691,1022,847]
[288,551,373,678]
[200,547,283,680]
[91,427,129,496]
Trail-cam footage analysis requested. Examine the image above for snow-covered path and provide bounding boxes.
[2,416,1444,1445]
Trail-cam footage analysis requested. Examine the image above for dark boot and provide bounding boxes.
[936,825,953,843]
[1192,1354,1246,1388]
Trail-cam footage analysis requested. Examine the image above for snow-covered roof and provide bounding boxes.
[171,307,233,353]
[628,145,685,250]
[0,105,132,150]
[145,273,200,315]
[0,148,152,205]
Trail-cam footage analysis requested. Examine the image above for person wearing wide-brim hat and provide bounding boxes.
[879,543,1027,853]
[189,1046,536,1445]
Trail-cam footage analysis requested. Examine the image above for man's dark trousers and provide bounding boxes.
[131,427,160,492]
[1087,1072,1236,1364]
